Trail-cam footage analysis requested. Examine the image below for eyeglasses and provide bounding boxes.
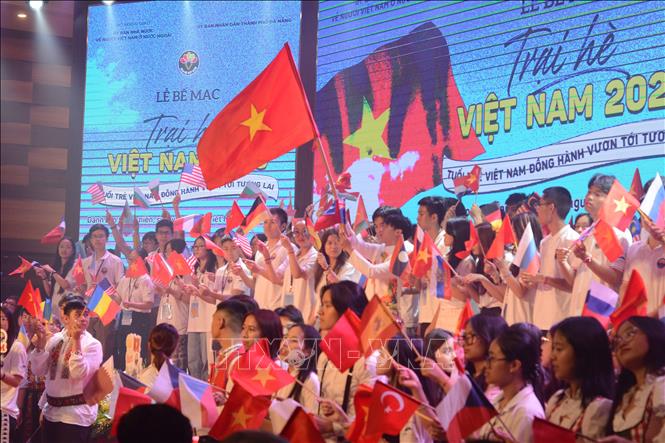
[612,326,639,351]
[486,355,508,366]
[458,332,478,345]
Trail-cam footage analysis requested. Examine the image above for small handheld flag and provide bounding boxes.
[86,278,121,326]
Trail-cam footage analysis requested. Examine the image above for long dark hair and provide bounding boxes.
[52,236,76,295]
[313,229,350,287]
[194,236,217,273]
[248,309,283,360]
[445,217,470,270]
[509,213,543,276]
[148,323,179,370]
[550,317,614,406]
[496,326,545,405]
[610,316,665,433]
[320,280,368,318]
[466,314,508,390]
[1,306,18,355]
[473,222,496,291]
[287,324,320,403]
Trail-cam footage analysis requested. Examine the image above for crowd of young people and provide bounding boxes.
[1,172,664,443]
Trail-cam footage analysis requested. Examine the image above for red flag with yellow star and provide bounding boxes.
[18,280,43,319]
[208,384,271,441]
[167,251,193,276]
[411,229,434,278]
[593,219,623,262]
[197,43,319,189]
[71,256,86,286]
[125,255,148,279]
[9,256,34,277]
[599,180,640,231]
[230,339,294,396]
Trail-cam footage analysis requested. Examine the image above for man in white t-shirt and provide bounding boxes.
[523,187,580,330]
[557,174,632,315]
[245,207,289,310]
[206,236,252,299]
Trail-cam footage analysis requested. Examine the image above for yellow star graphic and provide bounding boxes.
[343,97,391,160]
[416,248,431,263]
[613,196,630,214]
[251,366,276,387]
[231,406,251,428]
[240,104,272,141]
[467,174,477,184]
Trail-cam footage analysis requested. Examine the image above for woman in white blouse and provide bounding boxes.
[276,323,321,413]
[313,229,360,309]
[35,236,77,325]
[280,220,319,324]
[474,325,545,442]
[601,316,665,443]
[139,323,180,387]
[546,317,613,439]
[1,306,27,442]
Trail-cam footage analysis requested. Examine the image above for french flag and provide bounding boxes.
[435,373,497,443]
[513,222,540,274]
[582,281,619,328]
[640,171,665,227]
[179,373,219,430]
[148,360,182,409]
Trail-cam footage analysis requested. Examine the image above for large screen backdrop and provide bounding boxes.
[314,1,665,218]
[81,1,302,244]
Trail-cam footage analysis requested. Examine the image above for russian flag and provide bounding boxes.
[435,373,497,443]
[582,281,619,329]
[148,360,182,409]
[513,222,540,274]
[179,373,219,429]
[640,171,665,227]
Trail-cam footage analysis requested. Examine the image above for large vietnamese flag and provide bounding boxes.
[197,43,319,189]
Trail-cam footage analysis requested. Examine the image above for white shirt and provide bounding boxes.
[419,229,447,323]
[275,369,320,414]
[546,389,612,439]
[612,240,665,314]
[214,259,251,297]
[475,384,545,443]
[83,250,124,287]
[281,246,318,322]
[187,270,217,333]
[117,274,155,313]
[612,373,665,442]
[254,242,289,310]
[432,257,475,332]
[29,330,103,427]
[502,282,536,325]
[570,227,632,315]
[158,278,189,335]
[533,225,580,330]
[1,340,27,418]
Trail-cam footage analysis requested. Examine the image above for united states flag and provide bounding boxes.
[180,163,207,189]
[185,253,198,271]
[87,182,105,204]
[230,231,252,258]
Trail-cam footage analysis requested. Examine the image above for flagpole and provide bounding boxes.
[315,137,339,201]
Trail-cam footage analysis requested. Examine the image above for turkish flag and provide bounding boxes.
[225,201,245,234]
[599,180,640,231]
[208,384,271,441]
[18,280,42,319]
[230,340,294,396]
[610,270,647,328]
[359,296,400,357]
[125,255,148,279]
[167,252,193,276]
[111,387,152,436]
[319,308,362,372]
[364,381,421,437]
[197,43,318,189]
[532,418,576,443]
[593,219,623,262]
[280,406,325,443]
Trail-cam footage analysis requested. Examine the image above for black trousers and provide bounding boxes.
[42,419,91,443]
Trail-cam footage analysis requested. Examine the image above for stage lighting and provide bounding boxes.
[28,0,44,10]
[102,0,115,4]
[17,12,28,18]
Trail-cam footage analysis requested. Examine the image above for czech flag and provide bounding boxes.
[513,222,540,274]
[582,281,619,329]
[178,373,219,429]
[435,373,497,443]
[86,278,121,326]
[148,359,182,409]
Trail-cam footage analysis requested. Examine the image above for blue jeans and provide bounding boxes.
[187,332,209,380]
